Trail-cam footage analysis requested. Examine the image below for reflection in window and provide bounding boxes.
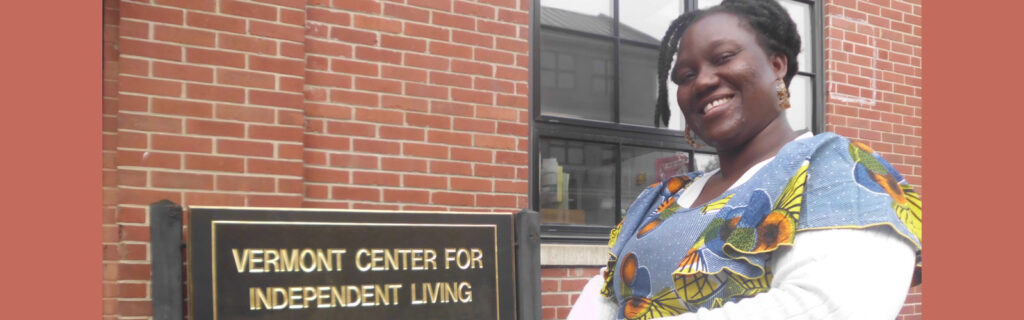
[620,146,690,215]
[539,138,616,226]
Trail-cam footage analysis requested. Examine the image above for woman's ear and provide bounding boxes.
[770,53,788,80]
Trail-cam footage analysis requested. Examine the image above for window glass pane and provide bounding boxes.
[620,146,689,214]
[540,0,613,36]
[539,138,617,226]
[778,0,812,73]
[697,0,722,9]
[539,30,615,122]
[784,75,813,132]
[620,44,660,126]
[693,152,720,173]
[620,0,684,44]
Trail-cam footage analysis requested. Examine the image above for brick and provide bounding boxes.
[355,77,403,94]
[355,14,403,33]
[475,47,515,65]
[331,186,380,201]
[382,65,428,83]
[431,101,474,116]
[120,57,149,77]
[187,83,245,103]
[117,150,181,169]
[454,118,496,133]
[186,47,245,68]
[119,19,149,40]
[187,11,246,34]
[404,142,449,159]
[428,130,472,146]
[406,83,449,99]
[151,132,211,152]
[451,147,492,163]
[454,1,495,19]
[384,189,431,203]
[381,157,428,172]
[218,33,277,55]
[353,203,400,210]
[405,53,450,71]
[355,108,404,125]
[249,90,304,109]
[217,175,275,192]
[153,62,214,83]
[474,134,516,150]
[332,0,382,14]
[119,113,182,134]
[433,191,475,206]
[496,122,527,136]
[405,22,450,41]
[403,174,447,189]
[433,11,475,31]
[430,71,472,87]
[477,19,517,37]
[353,138,402,154]
[494,180,527,194]
[378,125,426,141]
[217,68,275,89]
[250,56,305,76]
[185,154,244,173]
[327,120,375,137]
[119,188,182,205]
[249,124,304,141]
[308,7,351,25]
[381,34,428,52]
[251,20,305,42]
[122,1,184,25]
[382,95,429,112]
[475,163,516,178]
[216,104,275,123]
[305,167,351,183]
[384,3,430,23]
[453,30,494,48]
[152,171,214,189]
[217,139,274,157]
[154,25,215,47]
[496,151,527,165]
[120,76,182,97]
[430,160,472,175]
[248,158,303,176]
[331,89,380,107]
[331,27,378,45]
[451,177,492,192]
[429,42,472,61]
[477,194,516,207]
[280,7,306,24]
[332,59,380,77]
[330,153,378,169]
[354,171,401,186]
[184,119,244,139]
[221,0,277,21]
[356,46,403,64]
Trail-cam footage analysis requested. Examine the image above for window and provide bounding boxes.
[530,0,824,242]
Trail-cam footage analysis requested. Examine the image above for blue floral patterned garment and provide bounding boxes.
[600,133,922,320]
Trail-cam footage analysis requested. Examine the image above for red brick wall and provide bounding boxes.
[102,0,530,319]
[825,0,922,319]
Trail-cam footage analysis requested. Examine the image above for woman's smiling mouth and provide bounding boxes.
[702,95,734,114]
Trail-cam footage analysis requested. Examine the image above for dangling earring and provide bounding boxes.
[776,78,791,110]
[685,126,700,147]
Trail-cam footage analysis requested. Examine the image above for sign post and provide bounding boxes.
[187,207,519,320]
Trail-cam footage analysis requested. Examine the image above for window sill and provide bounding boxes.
[539,243,608,267]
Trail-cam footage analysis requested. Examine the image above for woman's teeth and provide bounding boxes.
[704,97,730,113]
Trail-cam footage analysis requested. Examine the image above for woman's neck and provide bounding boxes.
[714,115,798,180]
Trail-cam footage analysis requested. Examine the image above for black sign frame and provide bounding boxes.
[187,207,517,320]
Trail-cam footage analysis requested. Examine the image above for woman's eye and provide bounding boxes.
[673,70,696,85]
[713,52,736,65]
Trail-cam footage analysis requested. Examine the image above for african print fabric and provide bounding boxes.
[601,133,922,320]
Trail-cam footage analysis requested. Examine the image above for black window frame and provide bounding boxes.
[528,0,825,243]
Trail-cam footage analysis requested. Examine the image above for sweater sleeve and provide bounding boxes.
[566,269,618,320]
[667,227,916,320]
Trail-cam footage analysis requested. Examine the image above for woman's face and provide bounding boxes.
[672,12,788,150]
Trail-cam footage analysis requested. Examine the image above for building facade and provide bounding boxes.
[101,0,921,319]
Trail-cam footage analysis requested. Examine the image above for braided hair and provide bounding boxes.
[654,0,802,128]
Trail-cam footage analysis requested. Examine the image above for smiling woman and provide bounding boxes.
[566,1,922,319]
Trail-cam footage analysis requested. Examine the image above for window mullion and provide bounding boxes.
[612,0,621,124]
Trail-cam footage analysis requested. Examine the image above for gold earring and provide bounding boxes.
[685,126,700,147]
[776,78,791,110]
